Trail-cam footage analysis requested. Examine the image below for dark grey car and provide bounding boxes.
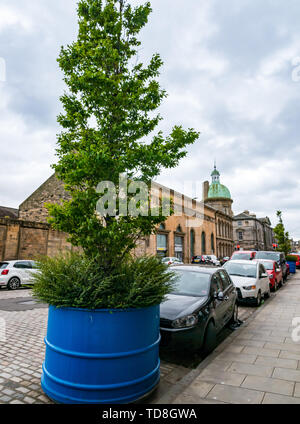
[160,266,238,354]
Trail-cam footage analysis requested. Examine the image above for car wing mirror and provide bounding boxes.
[217,291,224,301]
[261,273,268,278]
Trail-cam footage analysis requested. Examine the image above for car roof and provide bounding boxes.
[171,264,220,274]
[226,259,258,265]
[232,251,256,254]
[252,259,275,263]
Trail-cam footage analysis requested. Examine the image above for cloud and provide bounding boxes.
[0,0,300,240]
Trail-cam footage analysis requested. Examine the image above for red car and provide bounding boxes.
[231,251,257,261]
[254,259,283,291]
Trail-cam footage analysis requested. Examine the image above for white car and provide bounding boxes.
[223,259,270,306]
[161,257,184,266]
[0,260,38,290]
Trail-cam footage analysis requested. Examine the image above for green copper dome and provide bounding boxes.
[208,183,231,199]
[208,165,231,199]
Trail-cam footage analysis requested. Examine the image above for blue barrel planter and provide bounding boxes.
[41,305,160,404]
[287,261,296,274]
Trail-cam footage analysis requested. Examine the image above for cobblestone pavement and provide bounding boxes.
[165,273,300,405]
[0,286,266,404]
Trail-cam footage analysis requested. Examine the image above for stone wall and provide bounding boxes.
[0,217,72,261]
[19,174,71,223]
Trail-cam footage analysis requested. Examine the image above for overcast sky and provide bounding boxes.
[0,0,300,239]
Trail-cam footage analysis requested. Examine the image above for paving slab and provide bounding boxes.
[241,375,294,396]
[206,384,264,404]
[262,393,300,404]
[255,356,298,370]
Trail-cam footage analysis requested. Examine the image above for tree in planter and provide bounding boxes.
[44,0,199,272]
[274,210,291,256]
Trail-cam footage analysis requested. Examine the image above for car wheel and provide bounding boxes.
[7,277,20,290]
[202,320,217,356]
[255,291,262,307]
[229,302,239,325]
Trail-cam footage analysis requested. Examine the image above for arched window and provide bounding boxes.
[211,233,215,254]
[159,223,166,230]
[176,225,182,233]
[201,231,206,254]
[190,229,195,258]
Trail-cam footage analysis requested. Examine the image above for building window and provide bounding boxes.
[211,233,215,254]
[238,221,242,226]
[245,221,249,225]
[176,225,182,233]
[238,231,243,241]
[159,223,166,230]
[190,229,195,259]
[201,231,206,254]
[157,234,168,257]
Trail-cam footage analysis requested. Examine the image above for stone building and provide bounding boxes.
[233,211,274,251]
[14,165,235,262]
[202,166,234,258]
[17,174,220,263]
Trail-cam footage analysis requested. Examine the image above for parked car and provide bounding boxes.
[253,259,283,291]
[220,257,230,266]
[223,259,270,306]
[255,251,288,281]
[0,260,38,290]
[230,251,257,261]
[204,255,221,266]
[191,255,204,264]
[161,257,183,266]
[160,265,238,353]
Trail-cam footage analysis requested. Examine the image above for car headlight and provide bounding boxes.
[269,274,273,279]
[243,285,256,290]
[172,314,198,329]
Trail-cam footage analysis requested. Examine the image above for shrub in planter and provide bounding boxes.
[36,0,199,404]
[286,255,297,262]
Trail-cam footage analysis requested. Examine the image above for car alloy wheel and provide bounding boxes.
[202,320,217,356]
[8,278,20,290]
[229,302,238,324]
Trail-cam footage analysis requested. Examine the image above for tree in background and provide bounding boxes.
[274,210,291,256]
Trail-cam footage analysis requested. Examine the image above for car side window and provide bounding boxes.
[14,261,31,269]
[259,264,265,278]
[218,270,231,290]
[211,273,223,296]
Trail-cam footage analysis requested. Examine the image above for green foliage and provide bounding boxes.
[47,0,199,268]
[274,210,291,256]
[32,252,177,309]
[286,255,297,262]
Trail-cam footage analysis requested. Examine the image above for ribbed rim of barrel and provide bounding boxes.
[48,304,160,313]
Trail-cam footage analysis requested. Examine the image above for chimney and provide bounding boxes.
[243,210,250,215]
[203,181,209,201]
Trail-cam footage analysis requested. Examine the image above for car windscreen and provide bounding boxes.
[223,262,257,278]
[255,252,280,262]
[258,261,274,270]
[172,270,210,297]
[0,262,8,269]
[232,253,251,260]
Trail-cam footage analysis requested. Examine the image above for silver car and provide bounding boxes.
[0,260,38,290]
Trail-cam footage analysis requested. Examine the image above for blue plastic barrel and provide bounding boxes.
[287,261,296,274]
[41,305,160,404]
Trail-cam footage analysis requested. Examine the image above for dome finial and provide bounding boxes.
[214,159,216,170]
